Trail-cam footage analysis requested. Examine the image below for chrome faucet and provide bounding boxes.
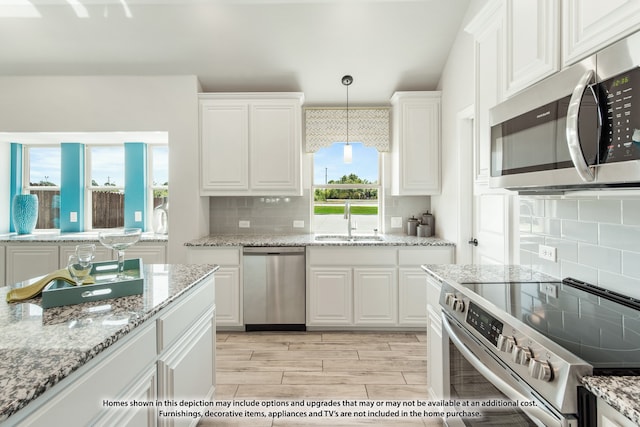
[344,201,356,238]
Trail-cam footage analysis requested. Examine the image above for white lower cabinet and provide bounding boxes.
[398,268,429,325]
[13,275,215,427]
[187,247,242,329]
[307,246,453,329]
[308,268,352,326]
[126,243,167,264]
[597,398,636,427]
[0,246,5,287]
[5,244,59,284]
[354,268,397,325]
[157,309,216,427]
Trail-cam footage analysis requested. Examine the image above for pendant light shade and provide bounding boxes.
[342,74,353,164]
[343,143,352,163]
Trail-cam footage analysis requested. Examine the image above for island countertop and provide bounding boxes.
[0,263,218,423]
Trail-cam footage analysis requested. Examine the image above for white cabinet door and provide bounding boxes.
[466,0,504,186]
[354,268,397,325]
[308,268,353,326]
[213,267,241,327]
[157,310,216,427]
[563,0,640,66]
[200,100,249,192]
[398,268,428,326]
[187,247,242,329]
[5,244,59,284]
[250,101,301,194]
[93,368,157,427]
[125,243,167,264]
[199,93,303,196]
[390,91,441,195]
[504,0,559,97]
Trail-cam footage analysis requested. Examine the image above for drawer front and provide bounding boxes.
[188,247,241,265]
[398,247,453,266]
[157,277,215,353]
[308,247,396,266]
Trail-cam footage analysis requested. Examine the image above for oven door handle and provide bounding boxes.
[441,312,568,427]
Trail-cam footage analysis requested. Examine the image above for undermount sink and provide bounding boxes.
[314,235,384,242]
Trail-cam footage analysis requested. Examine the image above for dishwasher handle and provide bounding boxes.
[243,246,305,255]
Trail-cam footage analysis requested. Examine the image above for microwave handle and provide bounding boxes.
[566,69,596,182]
[441,313,566,427]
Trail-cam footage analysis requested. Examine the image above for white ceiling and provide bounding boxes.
[0,0,470,106]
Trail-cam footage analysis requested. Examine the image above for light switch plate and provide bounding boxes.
[239,220,250,228]
[391,217,403,228]
[134,211,142,222]
[293,220,305,228]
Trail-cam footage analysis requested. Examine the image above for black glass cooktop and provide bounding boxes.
[458,277,640,373]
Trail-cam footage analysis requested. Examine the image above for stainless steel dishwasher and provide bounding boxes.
[242,246,306,331]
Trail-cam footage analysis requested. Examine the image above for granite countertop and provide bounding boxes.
[582,377,640,425]
[421,263,560,284]
[0,231,168,243]
[186,233,454,247]
[422,264,639,426]
[0,263,218,422]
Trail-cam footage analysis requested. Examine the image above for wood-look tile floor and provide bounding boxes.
[198,331,443,427]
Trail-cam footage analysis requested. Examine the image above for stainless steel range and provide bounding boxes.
[438,275,640,427]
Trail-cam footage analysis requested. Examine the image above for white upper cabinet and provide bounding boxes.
[563,0,640,66]
[199,93,304,196]
[390,91,441,195]
[504,0,560,97]
[466,0,503,186]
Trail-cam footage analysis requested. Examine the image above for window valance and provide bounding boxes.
[304,107,390,153]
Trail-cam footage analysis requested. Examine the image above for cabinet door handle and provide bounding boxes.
[468,238,478,246]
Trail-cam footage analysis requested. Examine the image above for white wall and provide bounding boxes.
[0,75,208,263]
[432,0,487,263]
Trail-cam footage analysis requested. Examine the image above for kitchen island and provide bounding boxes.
[0,263,218,427]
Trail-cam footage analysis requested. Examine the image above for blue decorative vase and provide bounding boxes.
[12,194,39,234]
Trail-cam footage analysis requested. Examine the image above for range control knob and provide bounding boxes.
[452,298,466,313]
[512,345,532,365]
[496,335,516,353]
[529,359,554,382]
[444,293,455,306]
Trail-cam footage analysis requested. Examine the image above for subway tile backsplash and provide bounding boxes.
[520,195,640,299]
[209,192,430,236]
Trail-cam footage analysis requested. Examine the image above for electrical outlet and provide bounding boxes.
[239,220,250,228]
[391,217,403,228]
[538,244,557,262]
[70,212,78,223]
[134,211,142,222]
[539,283,558,298]
[293,220,305,228]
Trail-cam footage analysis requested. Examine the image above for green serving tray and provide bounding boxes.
[41,259,144,309]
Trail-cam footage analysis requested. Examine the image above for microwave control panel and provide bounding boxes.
[600,66,640,163]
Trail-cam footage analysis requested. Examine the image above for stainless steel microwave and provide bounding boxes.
[490,31,640,193]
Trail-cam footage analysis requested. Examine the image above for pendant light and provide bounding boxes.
[342,75,353,164]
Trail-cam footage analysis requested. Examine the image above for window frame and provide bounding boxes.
[310,145,383,235]
[85,144,126,230]
[23,145,62,230]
